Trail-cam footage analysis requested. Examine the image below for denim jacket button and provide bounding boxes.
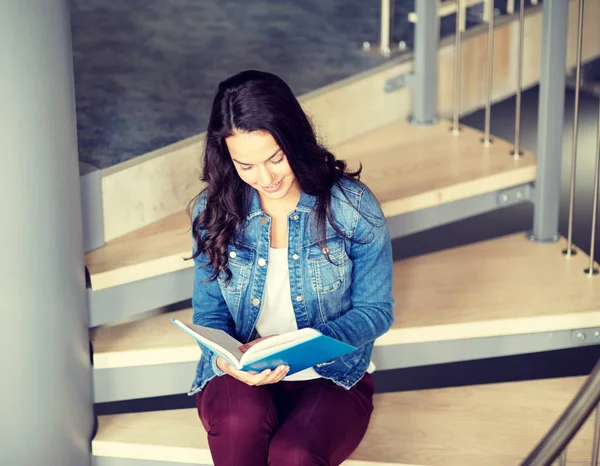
[260,217,267,225]
[292,214,299,221]
[252,298,260,306]
[296,296,303,302]
[292,254,299,260]
[322,247,329,255]
[229,251,237,259]
[257,258,266,267]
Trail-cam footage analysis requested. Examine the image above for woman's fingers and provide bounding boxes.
[240,365,289,386]
[256,365,289,385]
[216,356,234,375]
[217,357,290,386]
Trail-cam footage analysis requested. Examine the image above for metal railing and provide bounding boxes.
[442,0,600,462]
[560,0,600,276]
[403,0,600,257]
[520,357,600,465]
[448,0,527,155]
[388,1,600,462]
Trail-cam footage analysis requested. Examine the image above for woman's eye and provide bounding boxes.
[240,165,253,171]
[272,157,284,165]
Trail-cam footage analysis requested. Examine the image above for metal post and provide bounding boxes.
[592,405,600,464]
[452,0,464,135]
[586,93,600,276]
[379,0,394,58]
[0,1,93,465]
[558,449,567,466]
[511,0,526,158]
[564,0,586,258]
[412,0,439,126]
[482,0,495,146]
[530,0,569,244]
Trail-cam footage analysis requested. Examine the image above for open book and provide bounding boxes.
[171,319,357,375]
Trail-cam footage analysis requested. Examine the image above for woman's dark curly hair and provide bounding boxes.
[189,70,361,281]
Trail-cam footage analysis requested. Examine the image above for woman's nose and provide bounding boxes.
[257,166,274,186]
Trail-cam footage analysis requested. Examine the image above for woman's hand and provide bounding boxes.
[216,356,289,386]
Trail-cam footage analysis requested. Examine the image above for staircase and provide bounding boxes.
[88,113,600,464]
[83,1,600,465]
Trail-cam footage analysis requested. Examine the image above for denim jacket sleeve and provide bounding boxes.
[315,186,395,348]
[191,194,236,376]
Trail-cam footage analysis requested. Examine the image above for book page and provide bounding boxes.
[241,328,320,365]
[172,320,244,368]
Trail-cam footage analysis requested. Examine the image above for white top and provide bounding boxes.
[255,247,375,382]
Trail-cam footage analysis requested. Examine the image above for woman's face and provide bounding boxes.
[225,130,299,204]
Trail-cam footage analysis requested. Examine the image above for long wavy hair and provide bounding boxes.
[189,70,361,281]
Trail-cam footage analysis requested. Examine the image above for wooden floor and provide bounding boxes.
[92,376,595,466]
[91,232,600,370]
[85,119,536,291]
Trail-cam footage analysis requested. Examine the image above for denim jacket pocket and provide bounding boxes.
[307,236,346,294]
[218,245,254,316]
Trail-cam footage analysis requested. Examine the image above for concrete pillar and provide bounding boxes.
[0,1,93,465]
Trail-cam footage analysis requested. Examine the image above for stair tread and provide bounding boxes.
[85,119,535,290]
[92,376,595,466]
[91,308,197,369]
[85,210,190,291]
[379,232,600,346]
[91,233,600,370]
[337,119,536,220]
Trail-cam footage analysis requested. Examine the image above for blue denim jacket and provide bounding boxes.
[188,177,394,395]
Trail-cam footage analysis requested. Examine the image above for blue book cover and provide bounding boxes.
[171,319,357,374]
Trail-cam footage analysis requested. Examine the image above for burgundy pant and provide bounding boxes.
[196,373,374,466]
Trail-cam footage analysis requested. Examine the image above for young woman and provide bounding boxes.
[188,70,394,466]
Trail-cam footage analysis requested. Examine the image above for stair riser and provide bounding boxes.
[94,362,194,404]
[90,268,193,328]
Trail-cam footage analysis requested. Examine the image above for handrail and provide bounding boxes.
[520,357,600,465]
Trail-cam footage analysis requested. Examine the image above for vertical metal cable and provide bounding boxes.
[586,97,600,276]
[564,0,585,257]
[512,0,526,157]
[482,0,495,146]
[380,0,393,58]
[452,0,463,135]
[558,449,567,466]
[592,405,600,465]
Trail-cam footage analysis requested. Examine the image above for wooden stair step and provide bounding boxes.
[336,118,535,219]
[85,119,535,291]
[91,308,196,369]
[91,232,600,370]
[92,376,595,466]
[379,232,600,346]
[85,209,191,291]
